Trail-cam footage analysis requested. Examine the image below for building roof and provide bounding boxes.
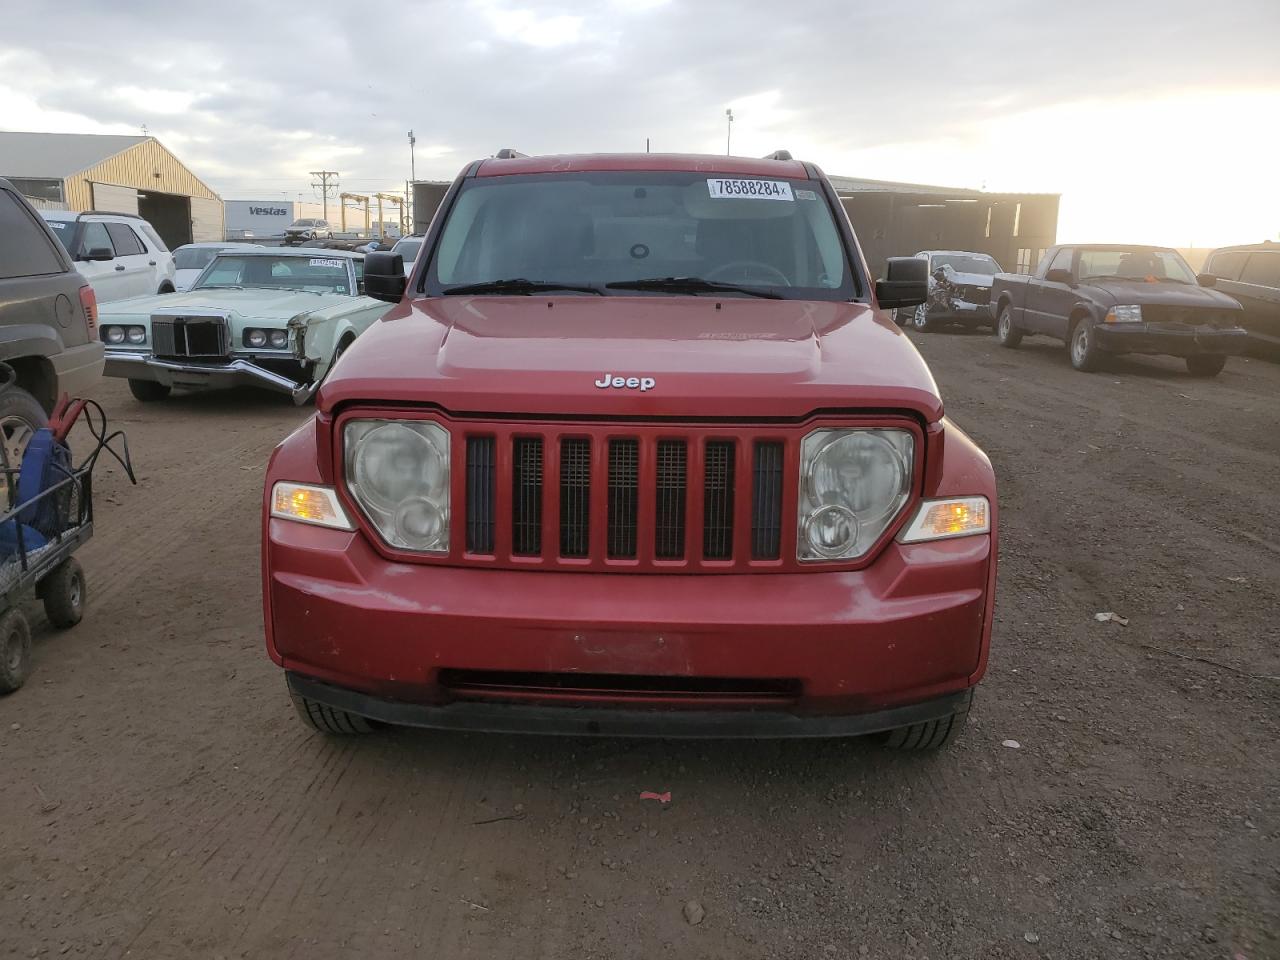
[828,175,1059,200]
[0,131,149,179]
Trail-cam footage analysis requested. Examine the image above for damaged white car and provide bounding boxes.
[894,250,1001,332]
[99,249,391,403]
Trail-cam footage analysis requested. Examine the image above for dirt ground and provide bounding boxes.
[1,331,1276,960]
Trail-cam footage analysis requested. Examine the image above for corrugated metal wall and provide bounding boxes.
[189,197,224,243]
[62,138,219,210]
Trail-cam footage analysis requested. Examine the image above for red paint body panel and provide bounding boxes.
[261,153,998,731]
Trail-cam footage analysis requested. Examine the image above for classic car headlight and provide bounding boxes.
[101,325,125,345]
[1105,304,1143,323]
[125,326,146,345]
[797,428,913,561]
[344,419,450,553]
[269,329,288,348]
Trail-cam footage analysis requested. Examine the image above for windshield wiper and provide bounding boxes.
[605,277,783,299]
[441,278,605,296]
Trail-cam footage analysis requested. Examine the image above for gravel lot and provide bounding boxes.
[1,330,1276,959]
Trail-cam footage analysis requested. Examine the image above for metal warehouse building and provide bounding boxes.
[0,131,223,249]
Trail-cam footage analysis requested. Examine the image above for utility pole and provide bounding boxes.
[408,130,416,182]
[725,108,734,156]
[310,170,339,222]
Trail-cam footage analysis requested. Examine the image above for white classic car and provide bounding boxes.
[99,249,392,403]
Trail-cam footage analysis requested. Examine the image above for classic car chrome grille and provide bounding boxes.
[151,316,230,359]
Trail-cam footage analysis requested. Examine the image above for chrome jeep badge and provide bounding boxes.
[595,373,656,392]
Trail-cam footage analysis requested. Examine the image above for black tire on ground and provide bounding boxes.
[0,608,32,694]
[0,384,49,507]
[891,308,908,327]
[1186,354,1227,377]
[910,303,933,332]
[1069,316,1102,372]
[128,379,171,402]
[40,557,85,629]
[157,282,175,294]
[290,689,378,734]
[995,303,1023,348]
[882,707,968,750]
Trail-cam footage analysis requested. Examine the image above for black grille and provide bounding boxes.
[703,440,735,559]
[465,437,495,553]
[560,438,591,557]
[655,440,687,559]
[607,439,639,559]
[151,316,229,359]
[512,437,543,556]
[751,442,784,560]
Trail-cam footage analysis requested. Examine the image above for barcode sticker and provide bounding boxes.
[707,179,794,201]
[309,258,344,268]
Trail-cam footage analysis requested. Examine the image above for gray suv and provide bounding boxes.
[1203,241,1280,354]
[0,179,105,470]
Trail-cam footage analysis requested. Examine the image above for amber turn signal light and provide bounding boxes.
[270,482,354,531]
[899,497,990,543]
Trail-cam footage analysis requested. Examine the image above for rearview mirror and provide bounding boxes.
[82,246,114,262]
[1196,272,1218,287]
[876,257,928,309]
[364,252,407,303]
[1045,268,1073,284]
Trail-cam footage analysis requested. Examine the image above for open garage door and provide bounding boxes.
[91,182,138,215]
[189,197,223,243]
[138,192,192,249]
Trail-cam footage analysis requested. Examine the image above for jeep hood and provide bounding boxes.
[319,296,945,422]
[99,287,353,322]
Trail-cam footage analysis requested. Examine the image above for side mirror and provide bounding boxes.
[1196,272,1218,287]
[876,256,928,309]
[82,246,114,262]
[1045,268,1073,284]
[364,252,407,303]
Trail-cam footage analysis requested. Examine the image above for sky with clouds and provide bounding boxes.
[2,0,1278,246]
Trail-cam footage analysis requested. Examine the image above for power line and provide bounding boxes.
[309,170,340,221]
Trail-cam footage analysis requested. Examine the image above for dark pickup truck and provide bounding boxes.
[989,244,1247,376]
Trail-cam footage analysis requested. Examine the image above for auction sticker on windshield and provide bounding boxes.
[309,258,345,269]
[707,179,794,201]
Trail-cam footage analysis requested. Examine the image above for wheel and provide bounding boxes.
[39,558,85,629]
[128,379,171,402]
[882,708,968,750]
[1186,354,1226,377]
[290,689,377,735]
[910,303,933,332]
[994,304,1023,348]
[0,608,32,693]
[0,385,48,508]
[157,282,175,295]
[891,308,909,327]
[1069,317,1102,371]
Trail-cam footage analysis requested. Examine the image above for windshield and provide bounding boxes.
[1078,248,1197,283]
[425,171,858,299]
[289,219,316,228]
[174,247,225,271]
[43,217,74,253]
[932,254,999,275]
[393,237,423,262]
[195,254,354,294]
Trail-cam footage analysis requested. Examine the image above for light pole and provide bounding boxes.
[408,130,416,182]
[725,108,733,155]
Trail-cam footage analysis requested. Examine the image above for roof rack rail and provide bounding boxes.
[494,148,527,160]
[75,210,145,221]
[763,150,794,161]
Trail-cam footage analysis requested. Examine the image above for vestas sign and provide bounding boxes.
[249,206,287,216]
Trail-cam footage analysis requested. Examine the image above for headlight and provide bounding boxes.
[102,326,125,345]
[344,419,450,553]
[797,428,913,561]
[268,329,288,349]
[126,326,146,345]
[245,329,267,348]
[1105,304,1142,323]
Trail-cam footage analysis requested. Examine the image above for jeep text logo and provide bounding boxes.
[595,373,656,392]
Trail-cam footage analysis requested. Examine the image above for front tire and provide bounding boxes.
[883,708,968,750]
[910,303,933,332]
[157,282,175,295]
[0,385,48,508]
[128,379,171,403]
[995,304,1023,348]
[1186,354,1226,377]
[0,609,32,694]
[290,689,378,735]
[1069,317,1102,371]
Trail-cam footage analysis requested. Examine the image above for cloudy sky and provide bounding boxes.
[3,0,1278,246]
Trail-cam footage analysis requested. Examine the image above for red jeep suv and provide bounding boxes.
[262,152,997,748]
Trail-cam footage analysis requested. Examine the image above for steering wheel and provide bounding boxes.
[705,260,792,287]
